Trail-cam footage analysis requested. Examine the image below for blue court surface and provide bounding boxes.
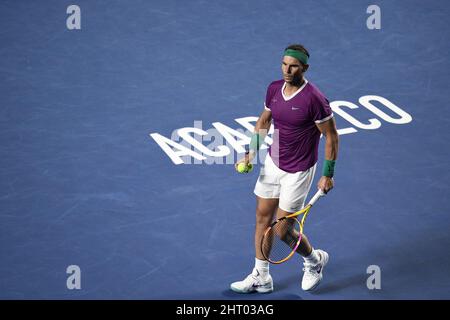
[1,0,449,300]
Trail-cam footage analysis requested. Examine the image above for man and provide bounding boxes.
[231,44,339,293]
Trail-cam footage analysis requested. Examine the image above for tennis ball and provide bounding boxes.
[237,163,247,173]
[237,163,253,173]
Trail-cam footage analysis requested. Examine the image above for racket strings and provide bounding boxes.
[261,217,301,263]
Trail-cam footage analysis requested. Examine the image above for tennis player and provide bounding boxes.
[231,44,339,293]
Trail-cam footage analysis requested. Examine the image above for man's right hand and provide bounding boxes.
[235,151,255,171]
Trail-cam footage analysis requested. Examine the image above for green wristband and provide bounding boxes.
[249,133,263,151]
[322,160,336,177]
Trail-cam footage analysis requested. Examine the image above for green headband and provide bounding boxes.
[284,49,309,65]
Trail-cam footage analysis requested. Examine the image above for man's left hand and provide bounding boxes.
[318,176,334,194]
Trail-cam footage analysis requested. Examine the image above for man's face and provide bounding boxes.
[281,56,308,84]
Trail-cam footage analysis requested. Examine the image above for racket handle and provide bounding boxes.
[308,189,326,206]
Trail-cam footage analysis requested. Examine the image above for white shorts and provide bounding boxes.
[254,155,317,213]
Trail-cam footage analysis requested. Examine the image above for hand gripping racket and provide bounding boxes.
[260,189,326,264]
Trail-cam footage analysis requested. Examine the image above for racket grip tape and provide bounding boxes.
[308,189,326,206]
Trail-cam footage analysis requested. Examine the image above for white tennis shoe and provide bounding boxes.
[230,268,273,293]
[301,249,329,291]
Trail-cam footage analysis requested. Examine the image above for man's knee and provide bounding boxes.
[255,198,278,224]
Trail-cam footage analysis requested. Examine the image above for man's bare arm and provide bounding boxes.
[254,109,272,136]
[235,109,272,168]
[315,117,339,192]
[316,117,339,161]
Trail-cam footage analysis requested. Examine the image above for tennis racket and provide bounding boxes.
[260,189,326,264]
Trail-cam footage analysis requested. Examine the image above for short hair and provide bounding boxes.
[284,44,310,59]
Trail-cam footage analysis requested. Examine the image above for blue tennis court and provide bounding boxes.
[1,0,449,299]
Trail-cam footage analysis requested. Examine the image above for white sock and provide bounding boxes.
[303,249,320,264]
[254,258,269,278]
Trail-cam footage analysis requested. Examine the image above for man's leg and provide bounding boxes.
[275,207,313,257]
[276,207,329,291]
[230,196,278,293]
[255,197,279,260]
